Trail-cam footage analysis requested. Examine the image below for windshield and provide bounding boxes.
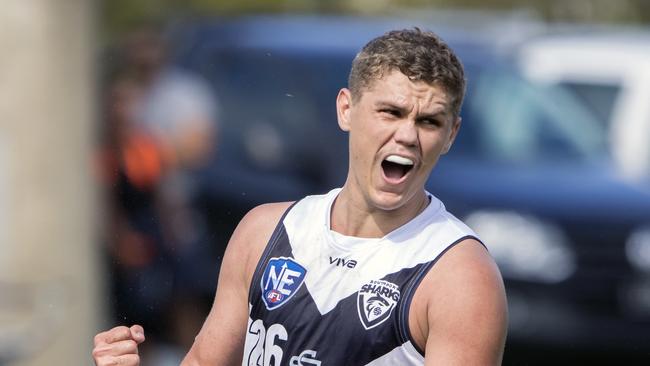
[183,46,609,168]
[458,67,609,163]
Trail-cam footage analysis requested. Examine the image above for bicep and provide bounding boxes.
[423,240,508,365]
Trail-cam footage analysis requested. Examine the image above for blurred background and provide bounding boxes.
[2,0,650,365]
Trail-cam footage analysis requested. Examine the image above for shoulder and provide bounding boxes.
[237,201,294,237]
[226,202,295,285]
[411,238,508,363]
[427,238,506,312]
[428,238,502,288]
[414,237,507,321]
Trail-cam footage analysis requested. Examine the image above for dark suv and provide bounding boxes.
[171,15,650,363]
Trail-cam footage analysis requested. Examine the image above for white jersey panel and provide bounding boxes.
[283,188,478,315]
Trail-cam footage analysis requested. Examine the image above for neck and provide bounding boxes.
[330,185,429,238]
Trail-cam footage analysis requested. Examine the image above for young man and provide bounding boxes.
[93,28,508,366]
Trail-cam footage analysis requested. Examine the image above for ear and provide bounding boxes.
[336,88,353,132]
[442,116,462,154]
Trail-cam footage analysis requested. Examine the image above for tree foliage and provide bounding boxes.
[102,0,650,40]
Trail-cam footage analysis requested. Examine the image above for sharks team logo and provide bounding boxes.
[357,279,401,330]
[261,257,307,310]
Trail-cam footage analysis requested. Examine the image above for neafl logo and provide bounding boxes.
[357,279,400,330]
[261,257,307,310]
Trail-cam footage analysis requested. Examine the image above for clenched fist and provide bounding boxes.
[93,325,145,366]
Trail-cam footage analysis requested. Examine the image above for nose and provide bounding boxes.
[393,119,418,147]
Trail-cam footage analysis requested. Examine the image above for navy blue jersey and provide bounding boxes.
[243,189,480,365]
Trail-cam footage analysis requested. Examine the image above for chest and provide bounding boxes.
[244,227,429,365]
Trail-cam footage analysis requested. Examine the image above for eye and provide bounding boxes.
[379,108,401,117]
[419,118,442,127]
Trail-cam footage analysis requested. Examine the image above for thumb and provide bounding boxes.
[130,324,146,344]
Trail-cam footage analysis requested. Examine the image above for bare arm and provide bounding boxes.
[412,239,508,365]
[92,202,291,366]
[181,202,292,365]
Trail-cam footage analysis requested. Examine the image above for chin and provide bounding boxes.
[369,189,410,211]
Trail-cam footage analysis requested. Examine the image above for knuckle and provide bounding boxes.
[119,354,140,365]
[94,355,113,366]
[114,326,130,336]
[92,345,107,358]
[107,326,131,343]
[124,340,138,352]
[94,332,105,345]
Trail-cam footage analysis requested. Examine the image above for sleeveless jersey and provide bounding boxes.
[243,188,480,366]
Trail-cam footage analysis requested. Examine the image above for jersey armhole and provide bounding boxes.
[246,200,302,305]
[397,235,485,356]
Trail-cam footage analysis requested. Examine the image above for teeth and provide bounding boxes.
[385,155,414,166]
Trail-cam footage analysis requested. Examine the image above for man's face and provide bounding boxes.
[336,69,461,211]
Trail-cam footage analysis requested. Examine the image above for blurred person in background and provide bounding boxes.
[98,24,221,363]
[124,25,218,170]
[97,75,170,352]
[123,25,222,355]
[93,28,507,366]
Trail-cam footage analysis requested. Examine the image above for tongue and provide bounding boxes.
[382,161,407,180]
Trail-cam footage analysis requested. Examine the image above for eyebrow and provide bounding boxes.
[374,101,449,120]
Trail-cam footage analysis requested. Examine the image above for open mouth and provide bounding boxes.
[381,155,414,182]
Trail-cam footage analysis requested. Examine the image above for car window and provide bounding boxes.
[560,82,621,129]
[461,67,609,163]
